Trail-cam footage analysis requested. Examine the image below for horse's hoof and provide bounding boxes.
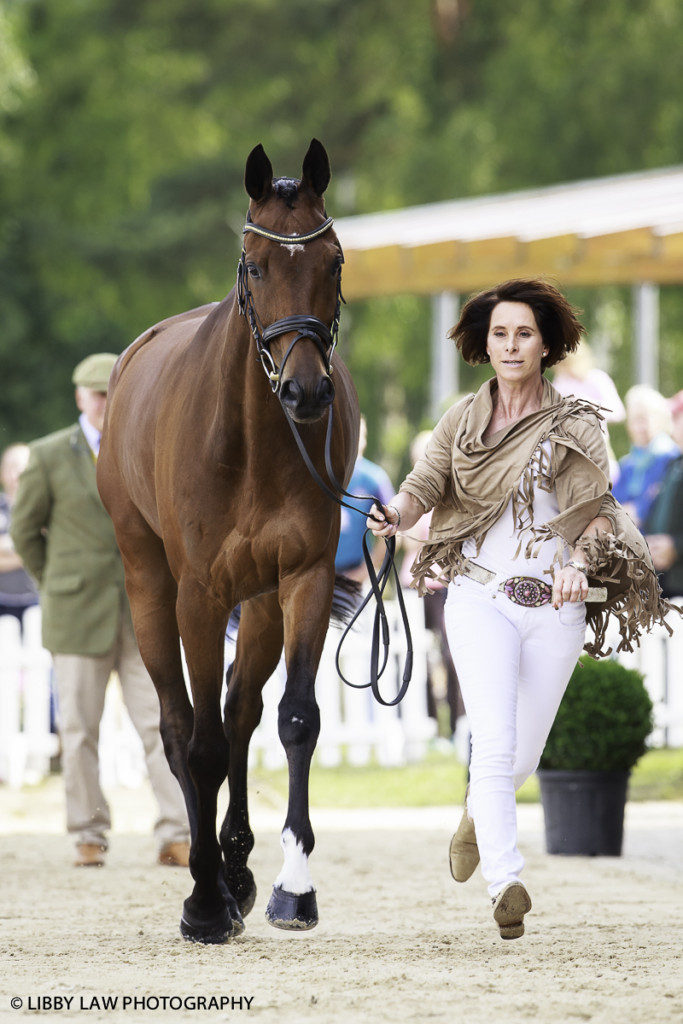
[265,885,318,930]
[180,899,234,944]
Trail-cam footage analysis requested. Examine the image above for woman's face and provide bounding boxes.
[626,405,653,447]
[486,302,545,387]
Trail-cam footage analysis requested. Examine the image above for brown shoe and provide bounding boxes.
[158,841,190,867]
[74,843,106,867]
[492,881,532,939]
[449,804,479,882]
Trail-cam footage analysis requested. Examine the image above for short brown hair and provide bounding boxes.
[448,279,585,370]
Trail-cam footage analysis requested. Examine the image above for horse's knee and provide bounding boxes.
[187,734,229,788]
[224,685,264,742]
[277,696,320,749]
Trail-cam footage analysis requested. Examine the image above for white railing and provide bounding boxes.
[1,597,681,789]
[0,607,59,788]
[606,598,683,748]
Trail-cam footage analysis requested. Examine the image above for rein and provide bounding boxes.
[282,405,414,708]
[236,208,413,707]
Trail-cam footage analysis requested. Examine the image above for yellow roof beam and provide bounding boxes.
[341,228,680,300]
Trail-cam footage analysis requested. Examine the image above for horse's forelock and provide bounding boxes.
[272,177,300,208]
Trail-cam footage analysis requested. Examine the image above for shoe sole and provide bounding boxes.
[493,882,532,940]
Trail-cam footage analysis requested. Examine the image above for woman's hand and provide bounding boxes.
[552,563,589,609]
[367,503,400,538]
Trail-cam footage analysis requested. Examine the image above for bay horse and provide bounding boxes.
[97,139,360,943]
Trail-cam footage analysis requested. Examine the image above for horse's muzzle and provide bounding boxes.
[280,376,335,422]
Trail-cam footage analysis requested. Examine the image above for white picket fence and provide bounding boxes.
[0,607,59,788]
[1,597,682,789]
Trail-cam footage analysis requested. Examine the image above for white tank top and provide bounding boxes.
[461,441,569,584]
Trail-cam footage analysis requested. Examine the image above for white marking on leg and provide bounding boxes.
[274,828,314,894]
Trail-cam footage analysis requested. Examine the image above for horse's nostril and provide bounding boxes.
[280,379,303,408]
[316,377,335,406]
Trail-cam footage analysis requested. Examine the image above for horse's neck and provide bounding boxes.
[207,303,284,462]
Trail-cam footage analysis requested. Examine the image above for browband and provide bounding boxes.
[243,216,334,245]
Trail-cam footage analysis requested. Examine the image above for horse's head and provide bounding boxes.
[239,139,343,423]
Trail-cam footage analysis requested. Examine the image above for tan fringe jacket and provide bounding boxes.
[400,377,676,657]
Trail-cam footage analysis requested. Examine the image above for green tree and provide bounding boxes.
[1,0,681,460]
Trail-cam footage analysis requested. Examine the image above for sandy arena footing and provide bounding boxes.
[1,780,681,1024]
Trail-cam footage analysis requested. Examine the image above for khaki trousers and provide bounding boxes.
[52,612,189,852]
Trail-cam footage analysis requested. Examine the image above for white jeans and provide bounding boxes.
[444,575,587,897]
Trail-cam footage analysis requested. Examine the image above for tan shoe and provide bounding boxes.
[158,841,190,867]
[449,804,479,882]
[74,843,106,867]
[492,881,532,939]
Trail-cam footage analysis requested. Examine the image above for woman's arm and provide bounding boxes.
[552,514,613,608]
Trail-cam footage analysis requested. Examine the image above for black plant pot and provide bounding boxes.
[538,769,630,856]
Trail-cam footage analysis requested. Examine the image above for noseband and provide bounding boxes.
[236,211,344,394]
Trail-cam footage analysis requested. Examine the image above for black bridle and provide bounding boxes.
[235,208,413,707]
[236,210,343,393]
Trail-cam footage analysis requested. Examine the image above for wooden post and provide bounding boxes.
[633,282,659,388]
[430,292,459,422]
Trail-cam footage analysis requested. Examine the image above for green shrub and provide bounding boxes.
[540,657,654,772]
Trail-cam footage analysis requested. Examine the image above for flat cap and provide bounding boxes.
[72,353,118,392]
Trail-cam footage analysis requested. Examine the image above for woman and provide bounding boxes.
[367,279,673,940]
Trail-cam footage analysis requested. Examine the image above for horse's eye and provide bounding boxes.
[247,263,261,279]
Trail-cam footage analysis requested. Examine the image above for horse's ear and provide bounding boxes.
[245,144,274,201]
[301,138,331,196]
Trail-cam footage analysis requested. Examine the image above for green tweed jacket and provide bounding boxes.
[10,423,131,656]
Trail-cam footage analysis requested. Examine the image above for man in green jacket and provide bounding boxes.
[11,353,189,867]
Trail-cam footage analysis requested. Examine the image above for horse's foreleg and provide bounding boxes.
[104,490,202,850]
[123,560,198,839]
[219,593,284,918]
[176,576,233,944]
[266,566,332,930]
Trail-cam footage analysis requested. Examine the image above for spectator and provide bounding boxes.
[11,353,190,868]
[552,342,624,481]
[0,444,39,623]
[643,390,683,598]
[552,342,626,422]
[612,385,679,526]
[335,415,394,584]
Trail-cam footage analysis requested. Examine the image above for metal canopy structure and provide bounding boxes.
[335,166,683,300]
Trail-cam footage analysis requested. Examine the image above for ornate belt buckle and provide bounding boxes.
[500,576,552,607]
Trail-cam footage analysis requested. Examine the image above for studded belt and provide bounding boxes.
[459,561,607,605]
